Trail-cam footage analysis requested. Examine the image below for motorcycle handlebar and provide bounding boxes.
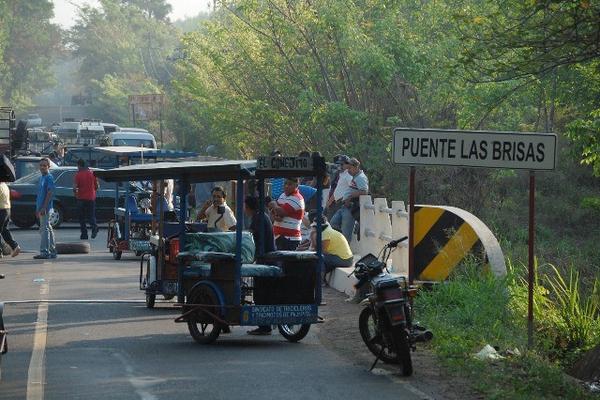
[387,236,408,248]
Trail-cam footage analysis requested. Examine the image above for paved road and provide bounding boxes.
[0,225,437,400]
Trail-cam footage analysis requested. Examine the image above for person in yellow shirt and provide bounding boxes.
[0,182,20,257]
[299,215,353,278]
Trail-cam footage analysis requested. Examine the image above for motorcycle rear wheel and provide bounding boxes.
[358,307,399,364]
[392,326,413,376]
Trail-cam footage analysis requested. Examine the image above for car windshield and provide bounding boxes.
[19,163,41,178]
[14,169,62,184]
[114,139,154,148]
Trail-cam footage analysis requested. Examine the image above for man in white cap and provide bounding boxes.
[330,157,368,242]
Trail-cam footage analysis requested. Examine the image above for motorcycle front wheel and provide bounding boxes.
[358,307,399,364]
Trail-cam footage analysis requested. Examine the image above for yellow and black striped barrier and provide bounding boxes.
[414,205,505,281]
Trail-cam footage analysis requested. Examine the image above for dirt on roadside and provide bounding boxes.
[317,287,484,400]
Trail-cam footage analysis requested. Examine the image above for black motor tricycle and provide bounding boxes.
[352,237,432,376]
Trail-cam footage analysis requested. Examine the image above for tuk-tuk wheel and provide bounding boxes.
[146,293,156,308]
[278,324,311,342]
[113,250,122,260]
[186,286,222,344]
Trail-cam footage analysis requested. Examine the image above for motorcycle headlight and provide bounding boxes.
[139,197,151,209]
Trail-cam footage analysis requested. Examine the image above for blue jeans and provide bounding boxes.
[330,206,356,242]
[78,200,97,237]
[323,253,354,273]
[39,213,56,257]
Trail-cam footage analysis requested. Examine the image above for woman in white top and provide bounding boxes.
[0,182,20,257]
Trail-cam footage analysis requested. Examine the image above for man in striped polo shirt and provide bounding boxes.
[269,178,305,250]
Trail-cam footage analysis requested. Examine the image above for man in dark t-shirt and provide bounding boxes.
[244,196,275,255]
[244,195,276,336]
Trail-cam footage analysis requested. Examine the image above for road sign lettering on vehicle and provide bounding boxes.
[393,128,557,170]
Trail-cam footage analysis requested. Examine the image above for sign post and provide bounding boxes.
[393,128,557,347]
[128,94,165,146]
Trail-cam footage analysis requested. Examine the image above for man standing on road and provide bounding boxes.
[0,181,20,257]
[330,158,369,242]
[34,158,56,259]
[73,159,99,240]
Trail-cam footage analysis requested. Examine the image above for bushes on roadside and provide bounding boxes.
[414,256,600,399]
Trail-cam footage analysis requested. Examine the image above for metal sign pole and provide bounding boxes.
[528,171,536,348]
[409,166,415,285]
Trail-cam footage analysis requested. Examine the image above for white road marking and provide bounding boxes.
[113,352,165,400]
[371,368,435,400]
[27,281,49,400]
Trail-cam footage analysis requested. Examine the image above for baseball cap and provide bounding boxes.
[346,157,360,167]
[334,154,350,164]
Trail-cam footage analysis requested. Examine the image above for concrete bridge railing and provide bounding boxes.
[330,195,506,296]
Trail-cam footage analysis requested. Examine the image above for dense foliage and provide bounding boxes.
[416,260,600,399]
[67,0,178,124]
[0,0,61,107]
[0,0,599,395]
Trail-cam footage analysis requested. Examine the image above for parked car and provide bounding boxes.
[101,123,120,134]
[25,114,42,127]
[101,128,157,148]
[8,167,148,229]
[13,156,59,180]
[62,146,120,169]
[56,120,105,146]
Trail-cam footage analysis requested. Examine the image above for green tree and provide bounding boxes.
[0,0,62,108]
[68,0,178,123]
[457,0,600,172]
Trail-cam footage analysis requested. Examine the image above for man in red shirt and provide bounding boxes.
[73,159,99,240]
[269,177,305,250]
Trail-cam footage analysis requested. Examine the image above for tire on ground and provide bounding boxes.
[55,242,91,254]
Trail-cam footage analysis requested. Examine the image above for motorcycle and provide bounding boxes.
[0,274,6,381]
[351,237,432,376]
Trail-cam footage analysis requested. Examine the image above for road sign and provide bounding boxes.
[128,94,164,121]
[393,128,557,170]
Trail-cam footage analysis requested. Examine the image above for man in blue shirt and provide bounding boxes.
[34,158,56,259]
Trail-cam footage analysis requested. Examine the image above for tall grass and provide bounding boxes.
[508,259,600,363]
[415,256,600,399]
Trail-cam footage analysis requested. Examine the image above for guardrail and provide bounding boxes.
[350,195,506,280]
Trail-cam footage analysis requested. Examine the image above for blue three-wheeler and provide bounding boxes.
[95,155,327,343]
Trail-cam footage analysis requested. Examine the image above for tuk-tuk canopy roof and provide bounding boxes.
[94,159,257,183]
[92,146,198,159]
[94,155,328,182]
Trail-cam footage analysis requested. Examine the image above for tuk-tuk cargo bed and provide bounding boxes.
[182,232,255,263]
[258,250,319,261]
[177,251,236,263]
[183,263,283,279]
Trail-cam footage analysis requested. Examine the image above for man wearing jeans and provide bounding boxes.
[330,158,368,242]
[73,159,99,240]
[34,158,56,259]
